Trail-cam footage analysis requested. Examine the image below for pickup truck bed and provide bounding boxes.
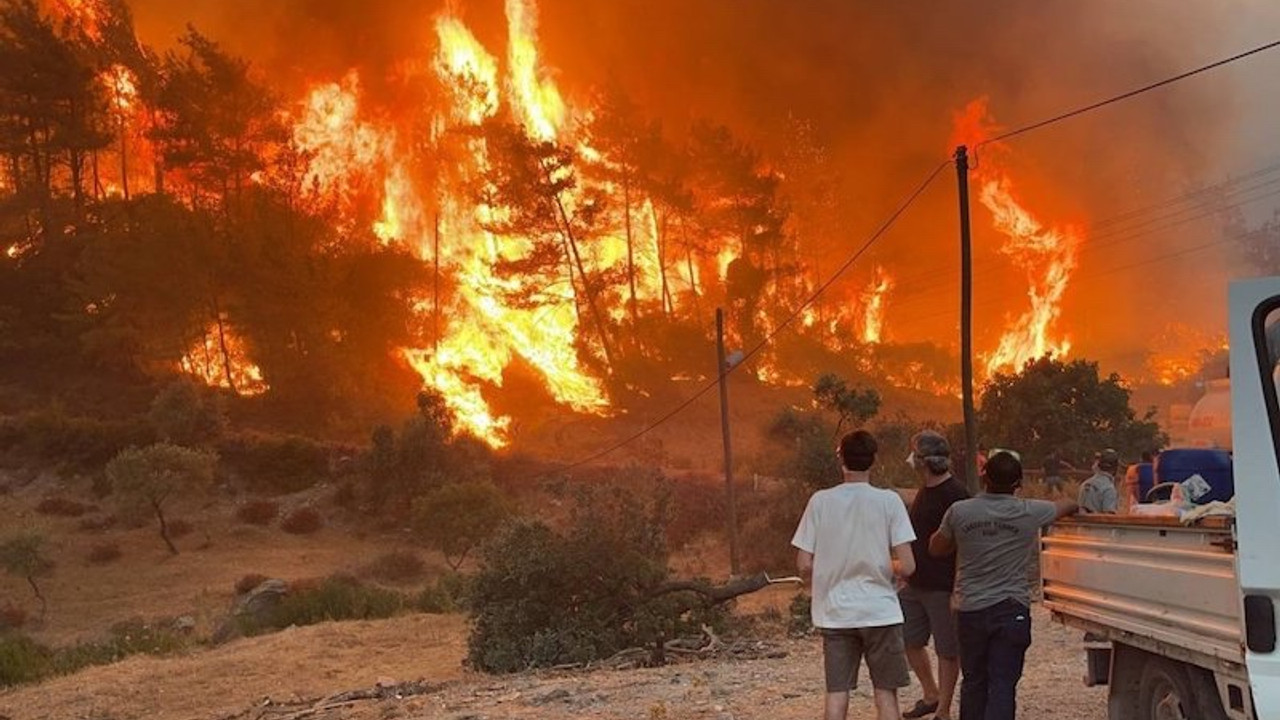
[1041,515,1245,675]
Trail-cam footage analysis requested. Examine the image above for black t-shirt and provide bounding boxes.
[907,476,970,591]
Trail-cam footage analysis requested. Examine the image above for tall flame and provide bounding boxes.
[952,99,1080,376]
[505,0,565,141]
[861,266,893,344]
[180,323,268,396]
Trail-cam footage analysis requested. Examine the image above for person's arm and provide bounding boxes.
[797,549,814,582]
[892,542,915,579]
[930,505,957,557]
[1054,498,1079,518]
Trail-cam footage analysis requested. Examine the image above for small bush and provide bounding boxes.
[413,574,470,614]
[241,574,403,635]
[364,550,426,585]
[218,434,331,494]
[236,499,279,526]
[0,411,155,472]
[280,507,323,535]
[35,496,91,517]
[166,519,194,539]
[77,514,117,533]
[0,602,27,630]
[0,634,53,687]
[148,380,225,447]
[235,573,269,595]
[86,542,122,565]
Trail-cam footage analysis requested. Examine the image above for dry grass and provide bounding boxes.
[86,541,122,565]
[280,506,323,535]
[35,496,92,517]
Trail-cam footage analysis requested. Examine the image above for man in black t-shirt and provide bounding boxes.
[899,430,970,720]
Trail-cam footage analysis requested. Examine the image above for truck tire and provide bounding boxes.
[1136,658,1228,720]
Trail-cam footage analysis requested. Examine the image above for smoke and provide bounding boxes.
[126,0,1280,378]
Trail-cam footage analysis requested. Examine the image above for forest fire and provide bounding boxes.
[952,99,1080,376]
[179,324,268,397]
[860,266,893,344]
[1146,323,1230,386]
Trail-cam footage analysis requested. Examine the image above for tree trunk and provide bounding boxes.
[26,575,46,620]
[153,499,179,555]
[119,119,130,200]
[648,572,772,604]
[547,180,617,371]
[655,208,672,317]
[623,174,638,323]
[684,243,702,321]
[210,295,239,394]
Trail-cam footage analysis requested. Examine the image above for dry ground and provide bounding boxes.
[0,472,1106,720]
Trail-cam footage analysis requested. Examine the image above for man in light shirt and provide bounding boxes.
[792,429,917,720]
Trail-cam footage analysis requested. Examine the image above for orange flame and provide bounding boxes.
[102,64,138,115]
[505,0,565,141]
[51,0,105,41]
[1145,323,1229,386]
[861,266,893,344]
[952,99,1080,376]
[180,324,268,396]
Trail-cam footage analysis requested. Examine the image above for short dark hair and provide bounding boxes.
[839,430,877,472]
[984,451,1023,490]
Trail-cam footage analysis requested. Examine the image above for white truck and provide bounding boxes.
[1041,277,1280,720]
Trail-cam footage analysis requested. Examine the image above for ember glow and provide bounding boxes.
[180,324,268,397]
[952,99,1081,376]
[1145,323,1229,386]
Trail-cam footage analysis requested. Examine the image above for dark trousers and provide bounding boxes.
[957,599,1032,720]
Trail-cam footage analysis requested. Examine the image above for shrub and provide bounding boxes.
[363,550,426,585]
[413,573,470,614]
[412,480,512,570]
[0,533,54,619]
[77,514,117,533]
[35,496,91,517]
[148,381,225,447]
[86,542,122,565]
[235,573,270,595]
[0,602,27,630]
[466,486,722,673]
[106,443,217,555]
[241,574,403,635]
[218,434,330,494]
[235,499,279,526]
[0,411,154,472]
[280,507,323,535]
[166,519,194,539]
[0,634,52,687]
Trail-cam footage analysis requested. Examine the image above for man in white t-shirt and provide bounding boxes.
[792,429,917,720]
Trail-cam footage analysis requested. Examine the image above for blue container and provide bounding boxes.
[1154,448,1234,504]
[1133,463,1155,504]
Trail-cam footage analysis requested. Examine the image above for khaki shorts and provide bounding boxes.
[900,585,960,657]
[820,624,911,692]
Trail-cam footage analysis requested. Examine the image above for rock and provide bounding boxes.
[235,578,290,622]
[174,615,196,633]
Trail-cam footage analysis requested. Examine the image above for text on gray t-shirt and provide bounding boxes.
[938,494,1059,612]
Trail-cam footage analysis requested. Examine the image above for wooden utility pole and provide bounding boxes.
[955,145,980,491]
[715,308,741,575]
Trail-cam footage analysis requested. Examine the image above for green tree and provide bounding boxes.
[412,480,512,571]
[106,442,216,554]
[147,379,225,447]
[0,532,53,619]
[812,372,881,436]
[978,357,1167,468]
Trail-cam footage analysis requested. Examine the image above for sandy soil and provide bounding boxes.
[1,602,1105,720]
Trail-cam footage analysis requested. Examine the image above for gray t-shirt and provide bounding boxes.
[1078,472,1118,513]
[938,494,1059,612]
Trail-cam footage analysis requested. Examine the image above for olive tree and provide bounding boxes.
[0,533,54,619]
[106,443,217,554]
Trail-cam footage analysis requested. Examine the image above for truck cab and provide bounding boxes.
[1040,277,1280,720]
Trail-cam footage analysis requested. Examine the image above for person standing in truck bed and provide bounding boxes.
[1078,449,1120,514]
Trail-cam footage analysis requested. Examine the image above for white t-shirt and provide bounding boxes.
[791,481,916,629]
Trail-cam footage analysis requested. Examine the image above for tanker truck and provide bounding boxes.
[1040,277,1280,720]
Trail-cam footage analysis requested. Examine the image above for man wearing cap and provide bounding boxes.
[900,431,969,720]
[929,451,1078,720]
[1078,449,1120,514]
[792,429,918,720]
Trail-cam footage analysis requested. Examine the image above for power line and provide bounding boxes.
[978,39,1280,147]
[553,160,953,473]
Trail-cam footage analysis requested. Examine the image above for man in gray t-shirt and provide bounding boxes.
[930,451,1077,720]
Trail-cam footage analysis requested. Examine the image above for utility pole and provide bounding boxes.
[955,145,980,492]
[715,308,741,575]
